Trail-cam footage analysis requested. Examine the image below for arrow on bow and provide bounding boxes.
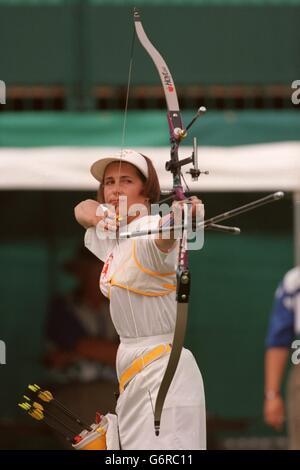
[133,7,210,437]
[128,8,285,438]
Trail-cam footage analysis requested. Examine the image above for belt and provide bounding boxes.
[119,343,172,393]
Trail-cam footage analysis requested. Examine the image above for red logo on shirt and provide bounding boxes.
[101,252,113,279]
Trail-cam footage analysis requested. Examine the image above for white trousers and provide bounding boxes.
[116,335,206,450]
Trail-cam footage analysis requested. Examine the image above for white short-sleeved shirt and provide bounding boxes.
[84,215,178,340]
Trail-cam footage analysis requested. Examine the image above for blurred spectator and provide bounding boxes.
[44,247,119,427]
[264,266,300,449]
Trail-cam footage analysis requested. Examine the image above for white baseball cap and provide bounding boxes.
[90,149,149,183]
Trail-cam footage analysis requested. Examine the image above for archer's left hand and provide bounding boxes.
[172,196,205,220]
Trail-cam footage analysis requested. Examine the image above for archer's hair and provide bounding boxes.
[97,154,161,204]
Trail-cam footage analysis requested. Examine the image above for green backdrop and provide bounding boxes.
[0,3,299,111]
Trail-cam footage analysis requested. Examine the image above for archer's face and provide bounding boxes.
[103,161,148,218]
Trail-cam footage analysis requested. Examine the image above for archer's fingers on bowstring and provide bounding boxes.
[97,205,119,232]
[106,216,119,231]
[96,205,119,224]
[95,203,108,217]
[105,209,120,224]
[97,217,118,233]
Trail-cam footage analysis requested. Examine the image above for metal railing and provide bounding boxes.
[1,84,297,111]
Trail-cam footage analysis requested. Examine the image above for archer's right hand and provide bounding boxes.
[74,199,118,232]
[74,199,106,229]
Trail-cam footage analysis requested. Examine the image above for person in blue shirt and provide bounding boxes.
[264,266,300,449]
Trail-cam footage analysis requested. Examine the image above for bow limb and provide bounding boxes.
[133,7,190,436]
[134,8,184,144]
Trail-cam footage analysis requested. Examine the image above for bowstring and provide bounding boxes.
[120,26,136,163]
[118,21,155,417]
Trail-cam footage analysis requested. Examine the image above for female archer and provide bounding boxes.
[74,149,206,450]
